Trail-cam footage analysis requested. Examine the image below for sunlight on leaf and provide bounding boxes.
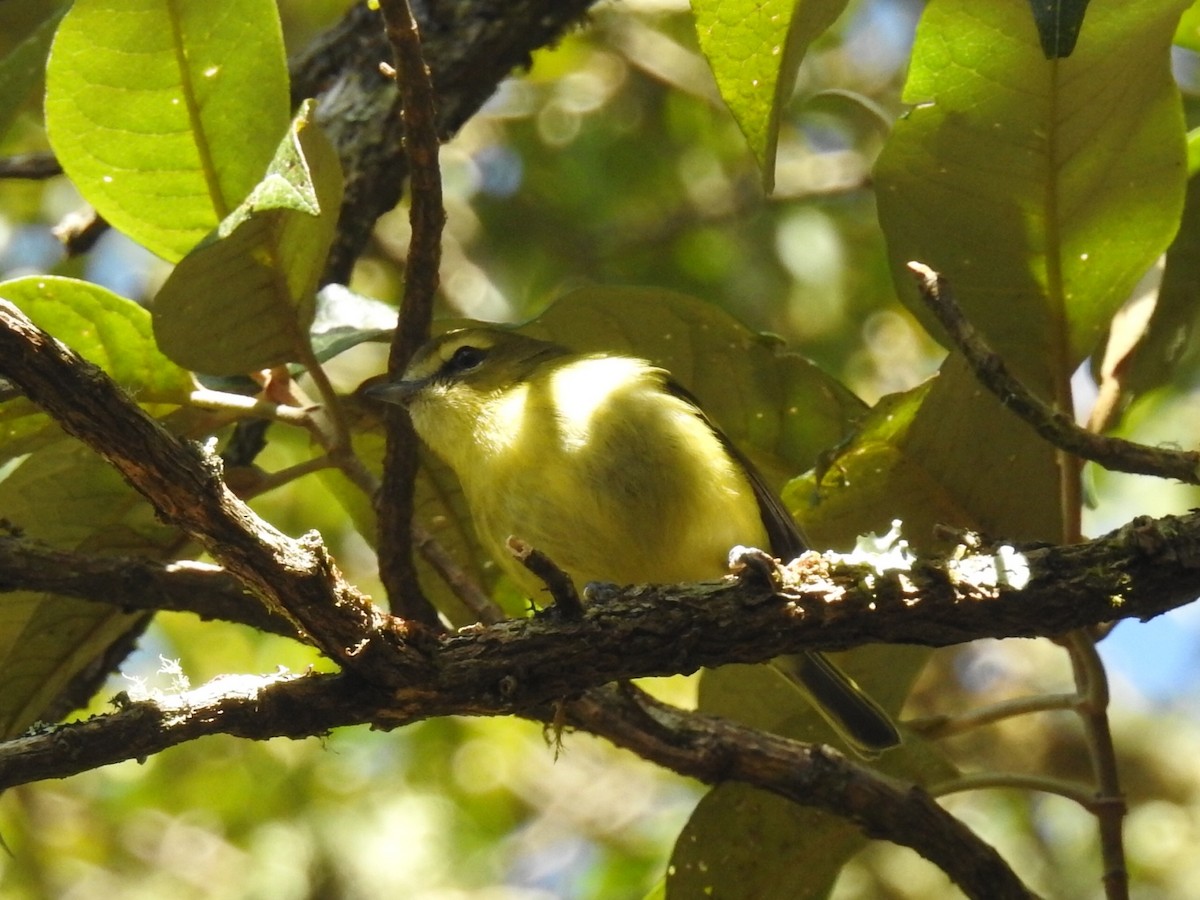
[45,0,289,261]
[691,0,850,192]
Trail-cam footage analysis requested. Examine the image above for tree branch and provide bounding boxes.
[3,508,1195,706]
[374,0,446,628]
[0,673,1037,899]
[8,286,1197,898]
[0,301,433,690]
[908,262,1200,483]
[564,686,1038,900]
[0,537,297,638]
[0,152,62,180]
[296,0,598,286]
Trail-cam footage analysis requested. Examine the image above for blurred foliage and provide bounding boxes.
[1,0,1200,899]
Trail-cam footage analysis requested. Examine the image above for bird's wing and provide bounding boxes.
[663,378,808,561]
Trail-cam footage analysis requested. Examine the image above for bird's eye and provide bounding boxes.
[447,344,487,373]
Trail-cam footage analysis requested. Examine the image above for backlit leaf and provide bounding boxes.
[45,0,289,261]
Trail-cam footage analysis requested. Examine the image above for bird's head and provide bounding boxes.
[365,327,569,464]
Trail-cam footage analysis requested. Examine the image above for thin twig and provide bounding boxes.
[0,152,62,179]
[51,207,109,256]
[412,523,504,624]
[509,538,584,618]
[907,261,1131,898]
[907,262,1200,484]
[375,0,446,629]
[187,388,313,426]
[238,454,339,499]
[929,772,1096,809]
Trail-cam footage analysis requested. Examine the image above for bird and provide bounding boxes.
[366,326,900,755]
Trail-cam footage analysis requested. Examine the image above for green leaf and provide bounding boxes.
[691,0,850,192]
[44,0,289,261]
[1027,0,1093,58]
[0,275,194,459]
[0,276,193,401]
[789,357,1063,549]
[669,782,859,900]
[875,0,1187,392]
[0,6,67,142]
[1174,1,1200,50]
[152,101,345,376]
[0,443,179,737]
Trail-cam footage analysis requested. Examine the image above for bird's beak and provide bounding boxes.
[362,378,423,407]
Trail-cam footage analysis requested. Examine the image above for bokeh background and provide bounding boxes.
[2,0,1199,897]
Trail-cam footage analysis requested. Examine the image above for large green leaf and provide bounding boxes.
[152,101,344,375]
[790,358,1063,551]
[691,0,850,192]
[44,0,289,261]
[0,276,194,458]
[875,0,1187,391]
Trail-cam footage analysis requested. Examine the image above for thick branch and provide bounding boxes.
[0,674,1036,899]
[4,512,1194,702]
[565,686,1037,900]
[0,302,431,689]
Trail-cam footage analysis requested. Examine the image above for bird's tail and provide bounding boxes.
[778,651,901,757]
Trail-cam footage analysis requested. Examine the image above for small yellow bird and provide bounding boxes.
[368,327,899,754]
